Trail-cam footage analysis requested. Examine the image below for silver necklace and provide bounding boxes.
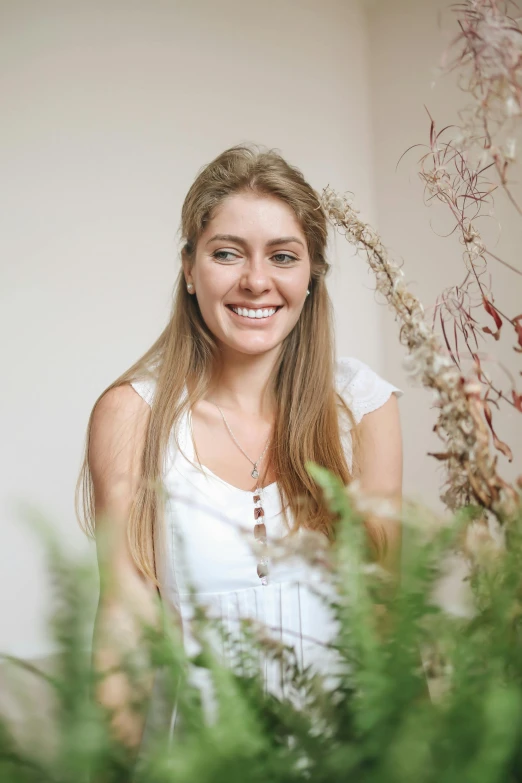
[210,402,271,480]
[208,401,271,586]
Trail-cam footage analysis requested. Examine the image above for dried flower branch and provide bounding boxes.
[394,0,522,468]
[443,0,522,213]
[404,116,522,427]
[437,0,522,358]
[320,186,519,523]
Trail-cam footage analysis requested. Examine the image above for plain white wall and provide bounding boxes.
[0,0,384,658]
[368,0,522,511]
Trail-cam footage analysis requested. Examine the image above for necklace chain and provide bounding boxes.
[208,401,271,586]
[210,402,271,480]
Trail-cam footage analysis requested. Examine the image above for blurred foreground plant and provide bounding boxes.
[2,476,522,783]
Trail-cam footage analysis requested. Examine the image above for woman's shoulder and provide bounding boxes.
[91,385,152,446]
[335,356,403,424]
[95,382,152,419]
[89,384,151,481]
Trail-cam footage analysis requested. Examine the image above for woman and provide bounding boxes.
[77,144,403,751]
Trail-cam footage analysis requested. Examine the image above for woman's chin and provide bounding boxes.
[219,335,283,357]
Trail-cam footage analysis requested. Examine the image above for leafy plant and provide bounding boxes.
[2,476,522,782]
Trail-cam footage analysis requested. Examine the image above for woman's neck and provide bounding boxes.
[206,349,280,419]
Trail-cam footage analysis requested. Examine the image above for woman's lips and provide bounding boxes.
[226,305,281,322]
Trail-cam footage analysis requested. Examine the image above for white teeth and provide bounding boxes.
[231,306,277,319]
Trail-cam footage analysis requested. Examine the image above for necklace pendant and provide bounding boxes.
[251,468,259,479]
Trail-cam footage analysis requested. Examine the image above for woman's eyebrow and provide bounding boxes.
[206,233,305,248]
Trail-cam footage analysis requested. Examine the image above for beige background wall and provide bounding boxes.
[0,0,381,659]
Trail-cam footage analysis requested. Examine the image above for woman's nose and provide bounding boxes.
[239,258,272,293]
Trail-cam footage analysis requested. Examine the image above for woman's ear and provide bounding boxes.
[181,249,191,286]
[181,251,196,294]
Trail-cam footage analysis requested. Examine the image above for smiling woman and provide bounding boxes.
[75,144,403,750]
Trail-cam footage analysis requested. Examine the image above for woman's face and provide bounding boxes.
[184,191,311,358]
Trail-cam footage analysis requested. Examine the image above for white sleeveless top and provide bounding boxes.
[131,357,402,733]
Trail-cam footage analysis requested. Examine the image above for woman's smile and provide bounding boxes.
[227,304,282,321]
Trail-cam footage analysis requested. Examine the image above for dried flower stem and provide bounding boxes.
[444,0,522,212]
[321,187,519,522]
[403,0,522,434]
[407,117,522,427]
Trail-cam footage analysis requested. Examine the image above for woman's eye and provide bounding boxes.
[212,250,238,262]
[212,250,297,264]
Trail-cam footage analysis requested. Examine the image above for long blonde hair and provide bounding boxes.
[76,144,361,584]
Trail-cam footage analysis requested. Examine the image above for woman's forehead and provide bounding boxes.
[201,192,305,243]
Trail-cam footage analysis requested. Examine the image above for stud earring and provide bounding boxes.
[306,289,310,297]
[187,283,194,292]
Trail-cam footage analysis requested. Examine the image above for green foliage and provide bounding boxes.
[2,482,522,783]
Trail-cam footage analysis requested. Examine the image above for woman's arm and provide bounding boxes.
[89,384,159,751]
[356,393,403,574]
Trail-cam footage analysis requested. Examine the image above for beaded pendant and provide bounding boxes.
[253,489,268,585]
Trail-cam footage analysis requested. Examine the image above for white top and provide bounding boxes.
[131,357,402,736]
